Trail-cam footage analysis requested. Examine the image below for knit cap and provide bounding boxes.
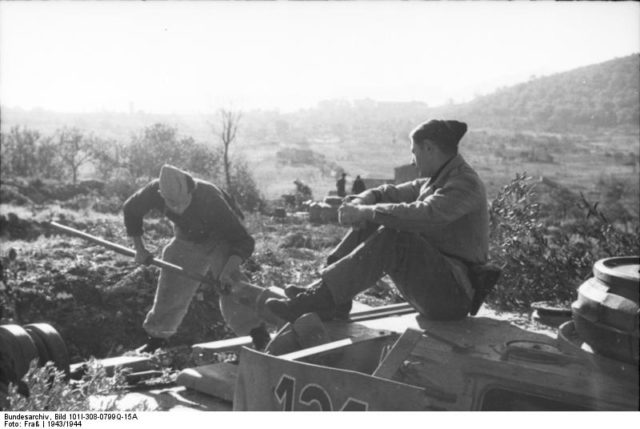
[159,165,191,208]
[411,119,468,148]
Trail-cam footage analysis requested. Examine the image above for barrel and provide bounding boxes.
[571,256,639,365]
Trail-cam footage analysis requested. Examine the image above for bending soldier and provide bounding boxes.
[123,165,270,352]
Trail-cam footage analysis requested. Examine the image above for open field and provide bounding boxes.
[244,129,639,221]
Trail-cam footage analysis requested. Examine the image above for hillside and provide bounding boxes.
[3,54,637,139]
[442,54,640,134]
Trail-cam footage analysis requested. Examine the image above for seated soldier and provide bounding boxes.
[267,119,491,322]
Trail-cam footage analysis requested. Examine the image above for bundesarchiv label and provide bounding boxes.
[3,412,139,427]
[4,413,50,427]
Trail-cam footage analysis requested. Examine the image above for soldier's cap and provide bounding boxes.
[411,119,468,147]
[158,164,194,205]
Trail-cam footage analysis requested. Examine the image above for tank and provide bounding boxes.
[2,258,639,411]
[227,257,640,410]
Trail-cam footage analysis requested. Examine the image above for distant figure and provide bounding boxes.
[336,173,347,197]
[351,175,366,195]
[293,179,313,207]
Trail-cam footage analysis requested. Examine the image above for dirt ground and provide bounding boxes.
[0,193,406,365]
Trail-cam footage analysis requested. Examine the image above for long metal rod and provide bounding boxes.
[348,303,416,322]
[349,302,413,318]
[49,221,418,322]
[49,221,214,287]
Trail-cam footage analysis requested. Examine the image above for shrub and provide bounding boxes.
[103,168,139,201]
[489,173,640,310]
[0,127,64,181]
[228,159,265,212]
[0,185,33,206]
[4,360,138,411]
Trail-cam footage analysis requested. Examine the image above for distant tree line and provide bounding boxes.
[0,119,264,211]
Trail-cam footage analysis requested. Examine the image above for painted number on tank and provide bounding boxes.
[275,374,368,411]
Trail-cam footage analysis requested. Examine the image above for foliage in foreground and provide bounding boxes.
[4,360,145,412]
[489,173,639,309]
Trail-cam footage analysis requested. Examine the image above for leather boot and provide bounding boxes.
[266,282,337,323]
[285,284,352,320]
[249,325,271,351]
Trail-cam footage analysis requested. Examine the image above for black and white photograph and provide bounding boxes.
[0,0,638,422]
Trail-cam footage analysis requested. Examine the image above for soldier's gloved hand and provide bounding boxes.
[135,248,154,266]
[218,255,243,294]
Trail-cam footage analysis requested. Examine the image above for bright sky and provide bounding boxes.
[1,1,638,114]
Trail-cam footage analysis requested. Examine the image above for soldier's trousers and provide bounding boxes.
[321,224,471,320]
[143,236,257,338]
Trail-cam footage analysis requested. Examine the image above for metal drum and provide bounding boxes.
[593,257,639,304]
[571,256,639,364]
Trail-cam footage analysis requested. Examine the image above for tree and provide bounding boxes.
[125,123,221,182]
[55,128,94,184]
[181,141,222,180]
[126,123,184,180]
[0,126,40,178]
[35,137,65,180]
[214,108,242,190]
[90,138,127,180]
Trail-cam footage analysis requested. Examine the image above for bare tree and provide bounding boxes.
[215,108,242,190]
[57,128,93,184]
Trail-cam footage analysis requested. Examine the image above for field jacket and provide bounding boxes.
[357,154,489,298]
[123,179,255,261]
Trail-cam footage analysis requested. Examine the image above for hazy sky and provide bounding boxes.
[1,1,638,114]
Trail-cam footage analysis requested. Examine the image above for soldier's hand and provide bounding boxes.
[135,248,154,265]
[218,255,243,294]
[338,203,374,227]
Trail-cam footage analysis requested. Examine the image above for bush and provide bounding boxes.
[1,127,64,181]
[489,173,640,310]
[103,168,139,201]
[0,185,33,206]
[228,159,265,212]
[4,360,138,411]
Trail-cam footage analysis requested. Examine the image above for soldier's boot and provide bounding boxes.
[285,284,352,320]
[266,281,337,323]
[249,324,271,351]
